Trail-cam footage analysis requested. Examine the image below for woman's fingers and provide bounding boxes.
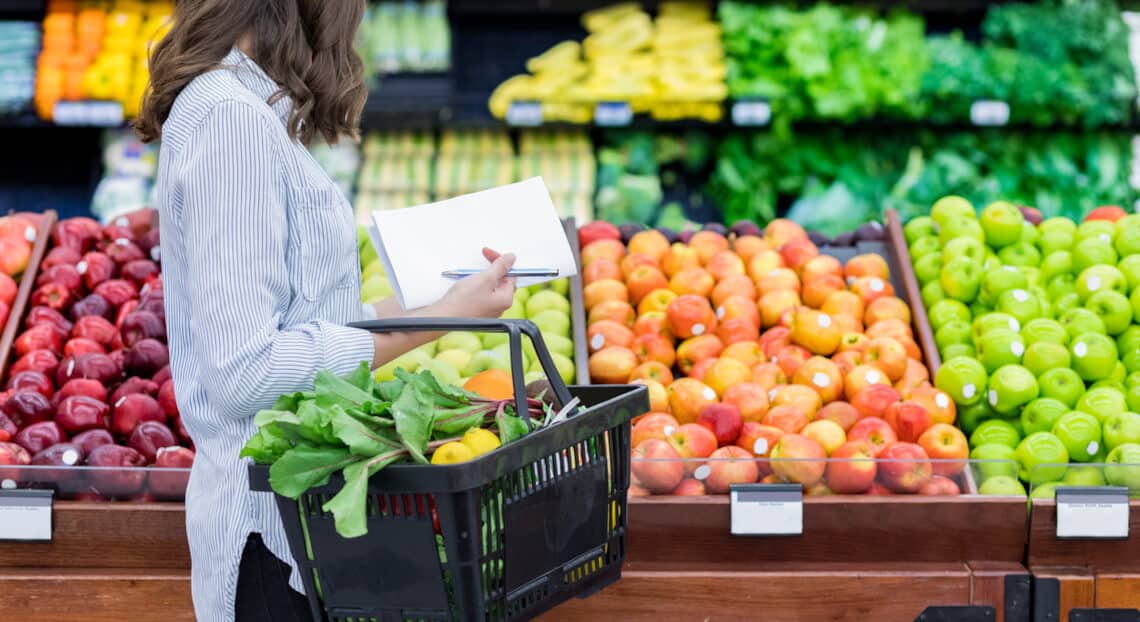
[482,247,502,263]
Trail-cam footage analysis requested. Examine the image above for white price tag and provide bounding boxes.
[732,100,772,127]
[505,101,543,127]
[970,100,1010,127]
[53,101,125,127]
[0,489,53,542]
[1055,486,1130,540]
[730,483,802,536]
[594,101,633,127]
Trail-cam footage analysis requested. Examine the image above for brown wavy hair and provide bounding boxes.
[136,0,367,146]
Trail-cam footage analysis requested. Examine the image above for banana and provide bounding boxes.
[526,41,581,74]
[581,3,641,33]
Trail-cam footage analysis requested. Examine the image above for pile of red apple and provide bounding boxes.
[0,210,194,500]
[577,218,970,497]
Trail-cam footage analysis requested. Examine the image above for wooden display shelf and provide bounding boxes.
[1028,500,1140,571]
[0,209,56,379]
[0,569,193,622]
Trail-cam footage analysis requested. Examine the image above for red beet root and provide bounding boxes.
[72,315,116,346]
[59,378,108,404]
[125,339,169,378]
[11,350,59,379]
[158,380,178,418]
[128,421,177,463]
[14,421,66,454]
[78,252,115,290]
[110,377,159,406]
[14,324,63,357]
[6,370,54,399]
[26,306,73,337]
[56,396,110,435]
[111,393,164,438]
[94,279,138,307]
[56,353,121,387]
[70,428,114,455]
[120,310,165,346]
[150,446,193,498]
[70,293,113,321]
[86,444,147,498]
[2,391,54,427]
[30,282,72,311]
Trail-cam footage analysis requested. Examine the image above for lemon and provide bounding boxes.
[431,442,475,465]
[461,428,502,457]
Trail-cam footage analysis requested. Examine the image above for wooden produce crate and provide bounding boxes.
[0,210,57,379]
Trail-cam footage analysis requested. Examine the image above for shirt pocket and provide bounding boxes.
[288,184,356,302]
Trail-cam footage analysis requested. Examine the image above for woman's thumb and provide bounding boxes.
[486,252,516,280]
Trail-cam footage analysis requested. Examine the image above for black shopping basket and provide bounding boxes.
[249,318,648,622]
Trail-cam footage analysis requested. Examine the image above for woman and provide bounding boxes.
[137,2,516,620]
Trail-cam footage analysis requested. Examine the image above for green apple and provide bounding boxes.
[1117,214,1140,232]
[435,348,473,372]
[1076,386,1126,424]
[1119,326,1140,352]
[1085,290,1133,336]
[1129,371,1140,388]
[931,196,977,226]
[1020,266,1044,288]
[914,253,943,286]
[905,217,938,244]
[997,242,1042,268]
[374,348,433,381]
[979,475,1027,496]
[1062,466,1107,487]
[541,334,574,359]
[1015,432,1069,484]
[1021,398,1070,436]
[935,320,973,352]
[550,352,575,384]
[935,356,988,406]
[1118,255,1140,292]
[943,236,987,266]
[974,313,1021,340]
[971,443,1019,480]
[983,253,1002,271]
[987,364,1039,415]
[1040,217,1077,236]
[941,256,983,302]
[1104,443,1140,491]
[524,370,546,385]
[1022,318,1069,346]
[941,343,976,361]
[1128,384,1140,413]
[976,328,1025,374]
[1022,342,1071,377]
[1060,308,1107,340]
[980,201,1025,248]
[1070,332,1118,383]
[1111,361,1128,385]
[550,278,570,296]
[1031,481,1061,500]
[1104,412,1140,452]
[1073,237,1119,274]
[525,290,570,318]
[1029,286,1053,319]
[1052,411,1102,462]
[463,349,511,376]
[514,287,531,305]
[958,401,997,436]
[1039,229,1076,256]
[909,236,941,260]
[1020,221,1040,246]
[501,300,526,320]
[1047,273,1077,300]
[922,280,946,308]
[997,288,1044,325]
[481,331,509,349]
[1114,223,1140,257]
[362,260,385,281]
[1131,287,1140,328]
[969,302,993,320]
[1076,265,1129,301]
[418,358,463,387]
[979,267,1028,307]
[1037,367,1085,408]
[929,299,973,332]
[1040,251,1074,284]
[360,274,394,303]
[438,331,484,355]
[940,216,985,246]
[1076,220,1116,243]
[530,309,571,337]
[970,419,1022,449]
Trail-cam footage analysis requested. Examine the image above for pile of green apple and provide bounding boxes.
[906,199,1140,498]
[357,227,577,386]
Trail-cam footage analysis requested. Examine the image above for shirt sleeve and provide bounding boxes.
[178,100,375,419]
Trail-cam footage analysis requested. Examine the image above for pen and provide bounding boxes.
[441,268,560,279]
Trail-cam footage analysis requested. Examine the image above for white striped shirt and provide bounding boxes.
[156,47,376,622]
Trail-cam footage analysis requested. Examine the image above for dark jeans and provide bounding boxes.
[235,533,314,622]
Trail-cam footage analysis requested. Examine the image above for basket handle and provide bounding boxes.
[348,318,575,419]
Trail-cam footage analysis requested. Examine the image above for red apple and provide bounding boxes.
[877,442,932,493]
[631,439,684,494]
[697,403,744,446]
[671,478,706,496]
[918,475,961,496]
[847,417,898,457]
[769,433,826,487]
[883,400,932,443]
[917,423,969,477]
[702,446,759,493]
[827,440,878,494]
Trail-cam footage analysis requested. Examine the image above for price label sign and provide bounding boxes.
[505,101,543,127]
[970,100,1010,127]
[0,489,53,542]
[53,101,125,127]
[1056,486,1130,540]
[730,483,802,536]
[732,99,772,127]
[594,101,633,127]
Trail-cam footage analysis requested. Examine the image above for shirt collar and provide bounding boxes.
[221,46,292,127]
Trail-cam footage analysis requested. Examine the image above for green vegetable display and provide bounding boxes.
[242,363,555,538]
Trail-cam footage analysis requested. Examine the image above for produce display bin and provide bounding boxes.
[562,217,590,385]
[0,209,56,380]
[249,317,647,622]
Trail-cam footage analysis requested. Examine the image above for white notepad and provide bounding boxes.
[368,177,578,310]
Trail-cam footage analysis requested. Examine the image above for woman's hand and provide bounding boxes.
[437,248,517,318]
